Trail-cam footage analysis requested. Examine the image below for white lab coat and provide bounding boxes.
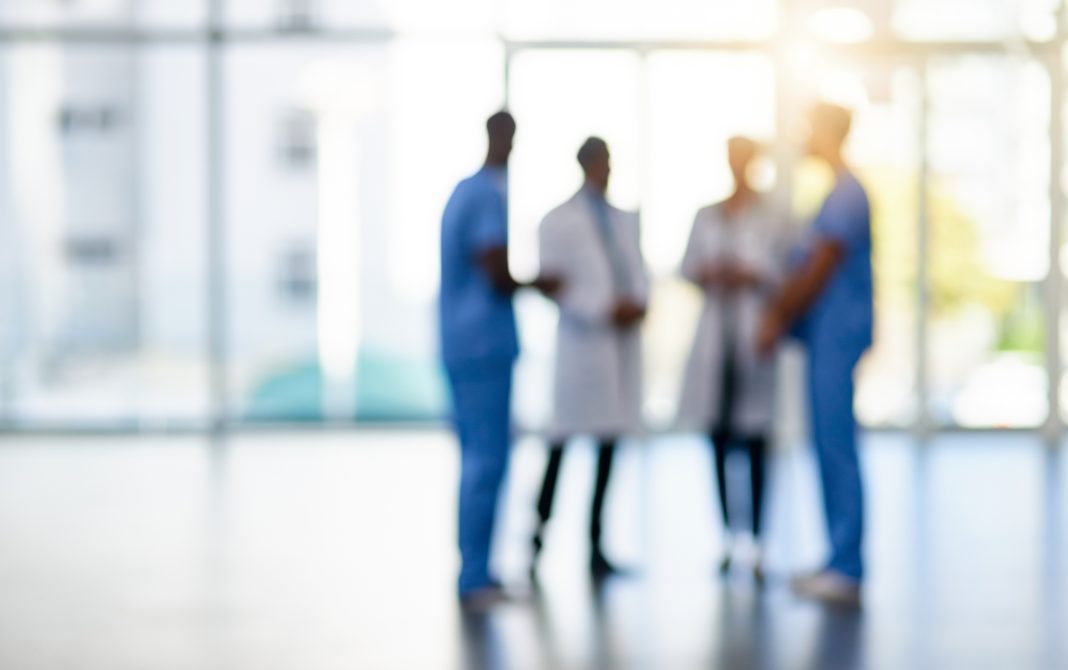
[539,191,649,440]
[676,199,787,435]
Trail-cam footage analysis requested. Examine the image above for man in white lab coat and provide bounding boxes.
[531,137,648,579]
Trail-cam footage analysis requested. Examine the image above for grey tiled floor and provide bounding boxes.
[0,431,1064,669]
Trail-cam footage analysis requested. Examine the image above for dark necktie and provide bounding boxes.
[587,192,631,297]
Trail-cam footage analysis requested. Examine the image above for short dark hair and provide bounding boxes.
[486,110,515,135]
[577,136,609,169]
[810,102,853,144]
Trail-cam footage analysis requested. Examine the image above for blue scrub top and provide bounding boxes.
[795,171,873,353]
[439,166,519,369]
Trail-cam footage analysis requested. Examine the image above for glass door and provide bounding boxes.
[923,55,1051,429]
[507,45,927,433]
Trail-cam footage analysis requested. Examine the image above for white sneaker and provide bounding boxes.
[460,584,517,613]
[752,556,766,585]
[791,570,862,607]
[748,540,765,584]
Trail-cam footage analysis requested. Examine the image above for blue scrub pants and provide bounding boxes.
[806,339,866,581]
[446,359,513,596]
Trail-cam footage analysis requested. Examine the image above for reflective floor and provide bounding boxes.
[0,431,1064,669]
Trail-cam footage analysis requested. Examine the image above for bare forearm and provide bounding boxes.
[770,242,843,325]
[477,247,521,295]
[772,270,821,323]
[488,271,522,295]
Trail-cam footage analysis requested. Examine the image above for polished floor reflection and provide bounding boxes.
[0,432,1064,669]
[461,582,868,670]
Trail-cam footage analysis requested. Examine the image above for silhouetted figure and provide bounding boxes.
[440,111,559,609]
[757,102,873,606]
[532,137,648,579]
[677,137,787,581]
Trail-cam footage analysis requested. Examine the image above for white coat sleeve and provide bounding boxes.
[736,229,779,294]
[758,214,795,291]
[628,213,651,306]
[680,211,705,285]
[733,209,788,294]
[539,213,613,327]
[762,195,801,289]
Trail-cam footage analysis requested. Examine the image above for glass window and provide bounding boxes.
[852,66,924,428]
[0,45,209,428]
[1062,46,1068,425]
[0,0,206,28]
[644,52,776,276]
[350,0,498,33]
[379,38,504,420]
[786,58,924,428]
[508,49,643,430]
[0,3,1063,434]
[894,0,1058,42]
[225,0,377,30]
[225,0,497,32]
[503,0,777,41]
[926,56,1050,428]
[226,39,502,422]
[643,51,776,426]
[138,46,211,427]
[225,44,379,422]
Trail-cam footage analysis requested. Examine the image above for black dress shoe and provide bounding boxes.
[753,561,766,585]
[718,554,733,576]
[529,531,545,581]
[590,551,628,579]
[532,530,545,558]
[460,582,509,613]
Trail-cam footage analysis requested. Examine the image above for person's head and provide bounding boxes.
[485,110,516,167]
[726,136,762,189]
[806,102,852,163]
[577,136,611,193]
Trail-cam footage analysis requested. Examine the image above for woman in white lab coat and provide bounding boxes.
[677,137,786,580]
[531,137,649,579]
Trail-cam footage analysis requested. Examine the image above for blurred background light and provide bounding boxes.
[806,6,876,44]
[0,0,1064,433]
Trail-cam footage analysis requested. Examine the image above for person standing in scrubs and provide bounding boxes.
[677,137,786,581]
[440,111,558,609]
[757,102,872,606]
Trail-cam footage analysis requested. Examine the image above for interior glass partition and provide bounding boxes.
[925,55,1051,428]
[0,0,1064,434]
[0,44,210,429]
[224,39,503,423]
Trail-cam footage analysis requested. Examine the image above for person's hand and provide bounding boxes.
[699,263,727,287]
[704,262,760,291]
[532,276,563,297]
[720,264,743,290]
[612,300,646,329]
[756,308,785,357]
[727,264,763,290]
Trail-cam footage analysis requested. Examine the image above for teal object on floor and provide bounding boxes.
[244,351,447,422]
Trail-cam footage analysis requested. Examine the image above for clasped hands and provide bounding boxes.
[532,276,644,330]
[611,299,646,329]
[698,261,762,291]
[700,261,784,357]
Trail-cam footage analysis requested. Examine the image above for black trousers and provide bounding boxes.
[534,438,617,553]
[714,326,767,538]
[711,430,767,538]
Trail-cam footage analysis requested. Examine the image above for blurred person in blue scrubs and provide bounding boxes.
[756,102,872,606]
[440,111,559,609]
